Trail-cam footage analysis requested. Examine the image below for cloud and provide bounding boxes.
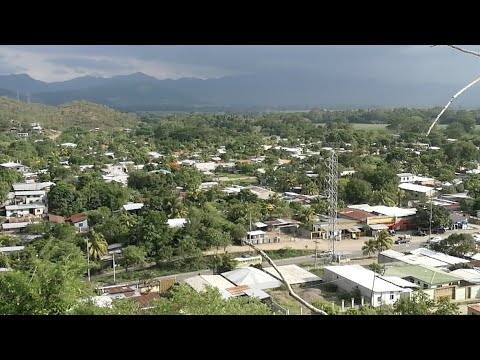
[1,45,480,86]
[0,46,236,82]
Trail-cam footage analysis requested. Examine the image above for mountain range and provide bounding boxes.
[1,71,480,111]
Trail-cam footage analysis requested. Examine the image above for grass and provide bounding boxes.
[264,248,314,260]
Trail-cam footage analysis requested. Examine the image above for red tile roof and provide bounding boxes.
[69,214,88,224]
[48,214,65,224]
[338,208,373,222]
[134,293,161,309]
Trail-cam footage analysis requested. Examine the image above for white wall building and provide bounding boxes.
[323,264,411,307]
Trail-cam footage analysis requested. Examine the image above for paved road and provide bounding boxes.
[94,225,480,285]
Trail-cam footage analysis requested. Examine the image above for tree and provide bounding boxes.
[133,211,174,264]
[375,230,393,252]
[368,262,385,274]
[149,284,272,315]
[88,230,108,260]
[393,291,459,315]
[344,178,372,204]
[362,239,377,258]
[119,245,147,272]
[429,233,477,258]
[416,205,453,230]
[47,182,83,216]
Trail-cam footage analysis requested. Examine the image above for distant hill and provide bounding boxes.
[2,71,480,110]
[0,97,139,130]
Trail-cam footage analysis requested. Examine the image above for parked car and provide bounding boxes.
[397,234,411,240]
[429,236,443,243]
[395,239,412,245]
[413,230,427,236]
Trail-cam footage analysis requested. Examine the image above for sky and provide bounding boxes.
[1,45,480,86]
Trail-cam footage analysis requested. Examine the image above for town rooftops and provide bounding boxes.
[338,207,373,221]
[397,173,414,177]
[1,222,31,230]
[0,246,25,253]
[0,162,25,168]
[5,204,45,210]
[14,190,46,196]
[123,203,144,211]
[221,267,282,290]
[263,264,321,285]
[409,248,469,266]
[167,218,188,228]
[324,264,404,292]
[348,204,416,217]
[247,230,266,236]
[12,182,54,191]
[398,183,435,193]
[383,265,461,286]
[69,214,88,223]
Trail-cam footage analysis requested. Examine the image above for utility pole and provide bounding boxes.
[113,252,116,283]
[326,151,338,263]
[429,195,433,243]
[86,239,91,281]
[16,90,19,102]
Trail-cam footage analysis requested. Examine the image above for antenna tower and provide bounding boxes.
[326,150,338,262]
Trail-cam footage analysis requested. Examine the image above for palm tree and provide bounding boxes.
[88,230,108,260]
[376,230,393,252]
[362,239,378,258]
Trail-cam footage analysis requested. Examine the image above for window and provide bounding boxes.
[423,284,428,289]
[390,294,394,300]
[377,296,381,303]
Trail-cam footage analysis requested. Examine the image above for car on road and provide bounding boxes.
[429,236,443,243]
[413,230,427,236]
[395,239,412,245]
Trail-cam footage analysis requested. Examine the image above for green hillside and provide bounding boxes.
[0,97,139,130]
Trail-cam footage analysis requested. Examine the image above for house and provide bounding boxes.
[347,204,417,231]
[323,264,412,307]
[200,182,218,190]
[449,269,480,286]
[123,202,144,215]
[12,181,54,192]
[60,143,77,148]
[467,303,480,315]
[194,162,217,172]
[243,186,276,200]
[449,213,469,230]
[5,204,45,218]
[378,249,469,269]
[147,151,163,159]
[398,183,437,198]
[397,173,415,183]
[11,190,46,205]
[244,230,266,245]
[313,216,361,240]
[221,267,282,290]
[1,222,33,233]
[0,246,26,254]
[0,162,30,173]
[184,274,269,300]
[69,214,89,233]
[263,264,322,285]
[48,214,65,224]
[383,264,461,290]
[167,218,188,228]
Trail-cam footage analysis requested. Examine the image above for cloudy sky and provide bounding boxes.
[1,45,480,85]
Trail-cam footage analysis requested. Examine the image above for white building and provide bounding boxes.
[397,173,415,183]
[0,162,30,173]
[5,204,45,218]
[398,183,436,198]
[194,162,217,172]
[323,264,411,307]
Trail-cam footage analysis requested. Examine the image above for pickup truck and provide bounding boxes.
[397,234,411,240]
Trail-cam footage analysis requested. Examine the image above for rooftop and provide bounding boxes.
[123,203,144,211]
[467,303,480,312]
[338,208,373,221]
[398,183,435,193]
[409,248,469,266]
[324,264,404,293]
[221,267,282,290]
[167,218,187,228]
[263,264,321,285]
[383,265,461,285]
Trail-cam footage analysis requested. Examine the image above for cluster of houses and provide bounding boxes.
[322,245,480,309]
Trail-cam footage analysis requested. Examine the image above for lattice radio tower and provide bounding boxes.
[326,150,338,262]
